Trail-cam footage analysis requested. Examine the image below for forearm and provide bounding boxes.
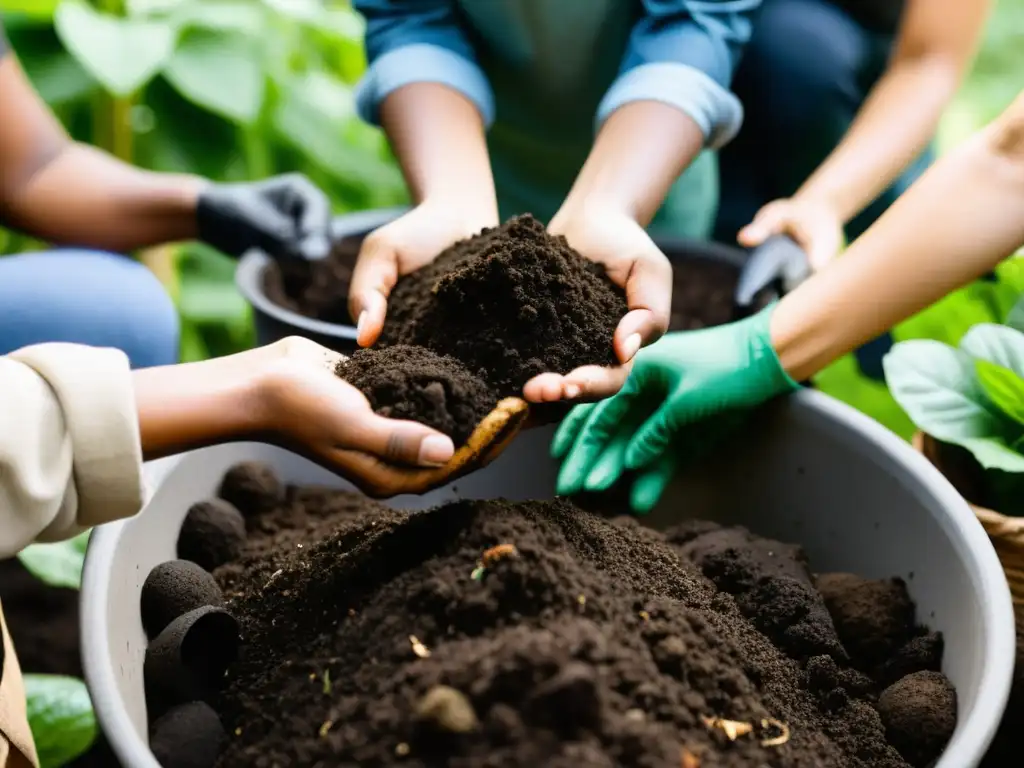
[771,98,1024,380]
[134,352,267,461]
[795,58,960,223]
[2,143,203,251]
[559,101,703,225]
[380,82,496,220]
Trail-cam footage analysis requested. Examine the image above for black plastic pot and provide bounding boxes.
[235,207,809,355]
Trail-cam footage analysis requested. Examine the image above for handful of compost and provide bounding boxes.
[335,346,529,496]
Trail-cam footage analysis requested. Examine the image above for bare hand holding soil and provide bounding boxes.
[524,207,673,404]
[348,201,498,347]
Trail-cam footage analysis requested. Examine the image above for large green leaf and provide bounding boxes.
[175,0,265,35]
[54,0,176,96]
[884,339,1007,441]
[975,358,1024,426]
[16,531,89,589]
[960,322,1024,377]
[1006,293,1024,334]
[164,30,265,124]
[0,0,59,18]
[24,675,96,768]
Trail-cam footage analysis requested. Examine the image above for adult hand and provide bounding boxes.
[738,197,843,272]
[197,173,332,262]
[348,201,497,347]
[523,206,672,404]
[550,306,799,513]
[253,337,458,497]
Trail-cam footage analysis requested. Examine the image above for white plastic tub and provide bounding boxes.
[81,390,1016,767]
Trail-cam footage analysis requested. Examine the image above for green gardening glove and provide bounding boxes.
[551,304,800,513]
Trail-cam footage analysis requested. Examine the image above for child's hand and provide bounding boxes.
[348,202,497,347]
[738,197,843,272]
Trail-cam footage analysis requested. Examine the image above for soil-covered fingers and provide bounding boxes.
[349,233,399,347]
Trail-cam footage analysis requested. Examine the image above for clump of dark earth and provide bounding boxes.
[141,559,224,638]
[218,461,284,519]
[377,215,626,395]
[335,345,496,445]
[265,228,753,334]
[147,472,961,767]
[817,573,916,669]
[178,500,247,572]
[145,605,240,717]
[877,671,957,767]
[150,702,227,768]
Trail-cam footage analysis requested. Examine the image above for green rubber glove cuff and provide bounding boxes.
[743,302,801,398]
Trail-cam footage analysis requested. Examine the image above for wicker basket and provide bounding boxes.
[913,432,1024,630]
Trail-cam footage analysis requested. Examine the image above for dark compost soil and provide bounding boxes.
[335,346,496,445]
[0,559,120,767]
[139,462,960,768]
[265,222,740,337]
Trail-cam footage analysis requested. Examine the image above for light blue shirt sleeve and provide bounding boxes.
[597,0,763,149]
[353,0,495,127]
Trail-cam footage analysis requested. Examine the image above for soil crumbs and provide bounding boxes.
[209,477,954,768]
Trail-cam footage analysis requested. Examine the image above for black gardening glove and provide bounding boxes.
[197,173,332,261]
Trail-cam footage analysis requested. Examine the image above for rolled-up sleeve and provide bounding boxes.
[353,0,495,127]
[597,0,762,149]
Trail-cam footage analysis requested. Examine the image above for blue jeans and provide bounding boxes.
[715,0,933,381]
[0,250,179,368]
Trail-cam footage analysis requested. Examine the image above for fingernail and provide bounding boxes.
[419,435,454,466]
[623,334,642,362]
[356,311,367,339]
[565,384,580,399]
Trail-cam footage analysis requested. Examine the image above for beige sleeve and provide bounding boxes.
[0,343,144,559]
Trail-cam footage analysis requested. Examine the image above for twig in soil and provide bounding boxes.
[700,716,754,741]
[263,569,283,589]
[759,718,791,747]
[681,748,701,768]
[409,635,431,658]
[322,669,331,695]
[318,720,333,737]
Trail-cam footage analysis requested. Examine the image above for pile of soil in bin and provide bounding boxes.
[140,463,960,767]
[265,223,742,337]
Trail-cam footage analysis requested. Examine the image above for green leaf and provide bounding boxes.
[960,322,1024,376]
[262,0,321,22]
[178,276,248,324]
[24,675,96,768]
[164,30,265,124]
[1006,294,1024,334]
[16,532,89,589]
[975,358,1024,426]
[958,436,1024,473]
[0,0,59,18]
[175,0,266,36]
[54,0,176,96]
[883,339,1007,442]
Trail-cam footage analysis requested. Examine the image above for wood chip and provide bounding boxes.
[681,748,701,768]
[263,569,283,589]
[410,635,431,658]
[700,716,753,741]
[638,610,650,621]
[577,594,586,606]
[481,543,518,566]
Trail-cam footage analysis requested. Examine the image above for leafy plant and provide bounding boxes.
[24,675,98,768]
[885,294,1024,514]
[17,530,89,589]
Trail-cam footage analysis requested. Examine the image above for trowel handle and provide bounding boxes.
[734,235,811,313]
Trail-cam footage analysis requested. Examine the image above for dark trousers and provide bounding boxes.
[715,0,933,382]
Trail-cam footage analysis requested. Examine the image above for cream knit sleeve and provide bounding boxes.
[0,343,144,558]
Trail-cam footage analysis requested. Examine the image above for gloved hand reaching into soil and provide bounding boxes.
[197,174,333,262]
[551,304,799,513]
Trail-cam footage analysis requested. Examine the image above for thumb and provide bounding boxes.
[738,203,787,248]
[349,237,398,347]
[348,411,455,467]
